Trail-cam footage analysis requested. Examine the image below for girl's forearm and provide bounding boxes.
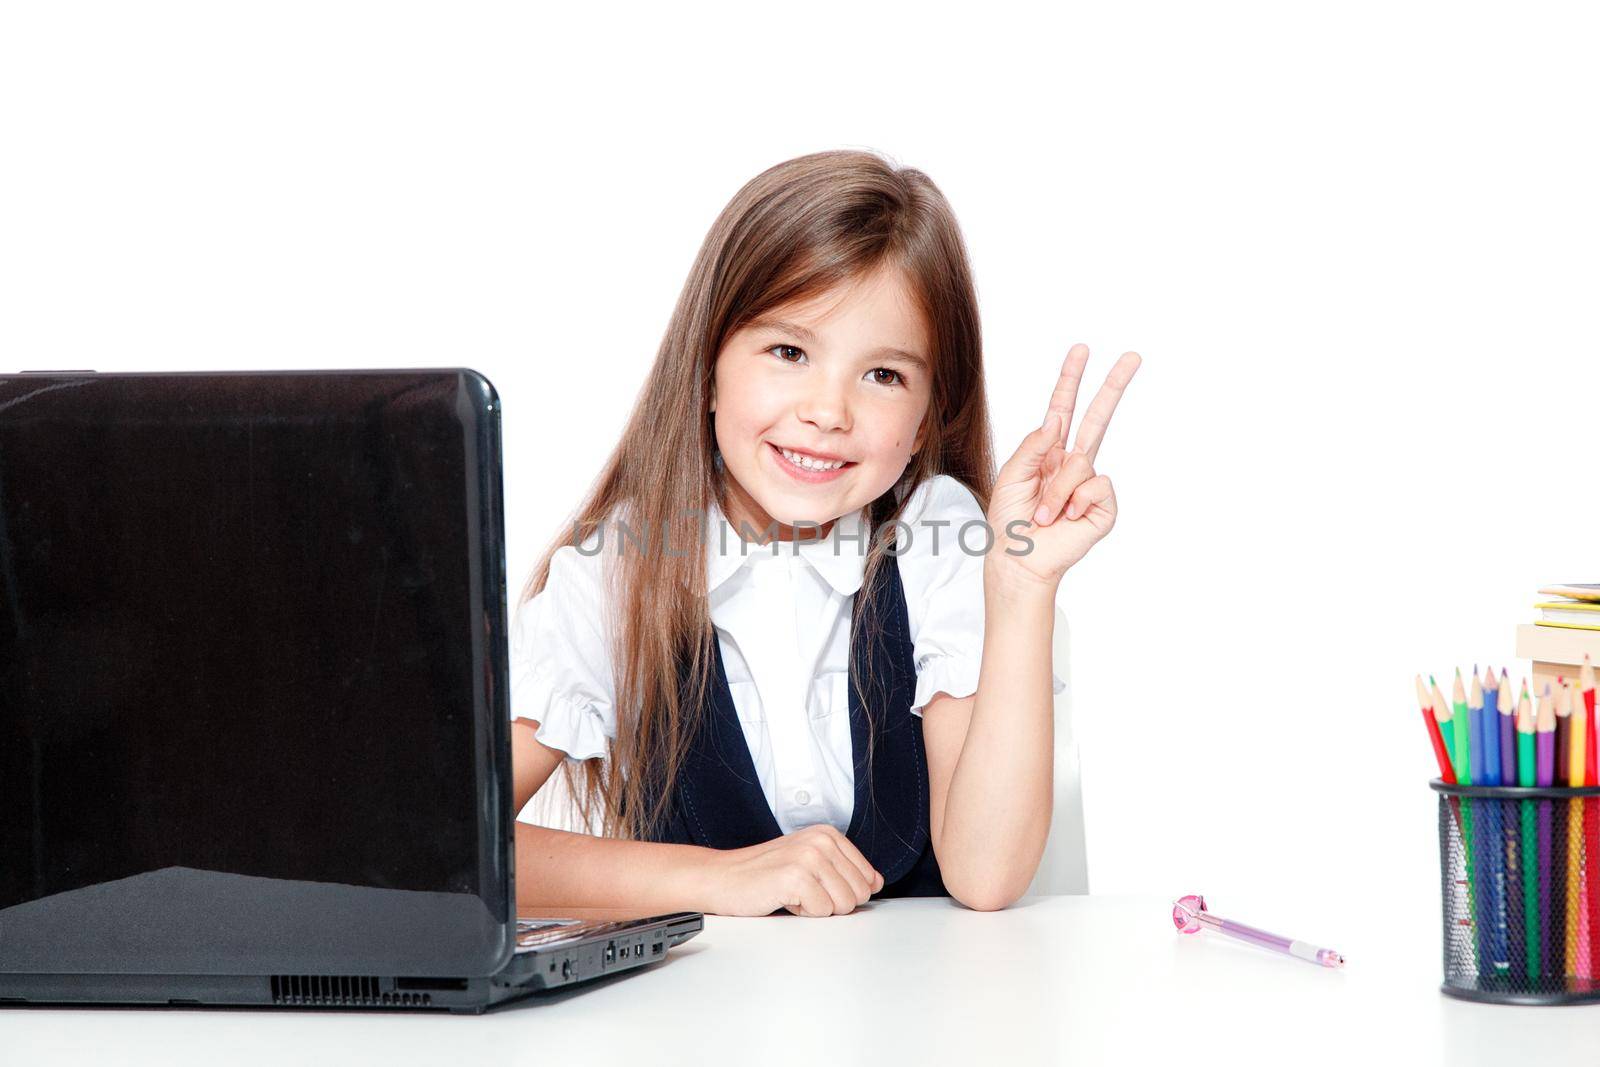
[936,573,1057,908]
[514,821,718,915]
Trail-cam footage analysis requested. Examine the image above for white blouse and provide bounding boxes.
[508,473,1066,836]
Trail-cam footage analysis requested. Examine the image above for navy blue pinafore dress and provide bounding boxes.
[642,551,947,898]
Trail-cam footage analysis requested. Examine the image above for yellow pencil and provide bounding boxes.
[1570,679,1588,977]
[1552,679,1573,978]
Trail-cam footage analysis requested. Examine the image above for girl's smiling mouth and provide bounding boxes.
[766,441,856,483]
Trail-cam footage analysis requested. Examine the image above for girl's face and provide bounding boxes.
[711,264,932,541]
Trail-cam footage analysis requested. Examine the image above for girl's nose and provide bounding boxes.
[794,380,851,434]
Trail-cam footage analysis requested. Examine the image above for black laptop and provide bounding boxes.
[0,369,701,1012]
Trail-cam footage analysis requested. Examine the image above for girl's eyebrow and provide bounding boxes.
[870,347,928,372]
[750,317,928,372]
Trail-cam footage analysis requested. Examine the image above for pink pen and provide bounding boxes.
[1172,895,1345,968]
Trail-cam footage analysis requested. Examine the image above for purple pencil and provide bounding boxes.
[1500,680,1518,788]
[1537,690,1556,977]
[1539,694,1557,787]
[1500,678,1520,969]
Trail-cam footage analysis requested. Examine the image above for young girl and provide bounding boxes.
[509,149,1138,917]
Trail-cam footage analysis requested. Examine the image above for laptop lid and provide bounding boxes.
[0,370,514,979]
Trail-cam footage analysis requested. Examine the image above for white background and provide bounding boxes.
[4,1,1598,939]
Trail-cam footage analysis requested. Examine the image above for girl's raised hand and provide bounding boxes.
[985,344,1141,593]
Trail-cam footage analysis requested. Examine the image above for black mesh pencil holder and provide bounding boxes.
[1434,780,1600,1005]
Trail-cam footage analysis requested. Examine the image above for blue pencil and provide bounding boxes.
[1472,681,1484,790]
[1477,671,1500,788]
[1492,672,1521,974]
[1473,672,1513,972]
[1462,671,1496,972]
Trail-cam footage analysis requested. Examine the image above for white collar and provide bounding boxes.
[704,494,868,598]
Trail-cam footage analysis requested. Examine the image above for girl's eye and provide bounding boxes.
[764,344,905,388]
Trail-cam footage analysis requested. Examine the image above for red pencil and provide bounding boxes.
[1587,656,1598,782]
[1580,684,1593,793]
[1417,675,1456,782]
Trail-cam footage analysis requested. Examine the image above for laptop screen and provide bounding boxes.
[0,370,512,975]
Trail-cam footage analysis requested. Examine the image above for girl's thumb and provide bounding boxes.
[1025,413,1064,461]
[1038,413,1062,447]
[1002,413,1062,480]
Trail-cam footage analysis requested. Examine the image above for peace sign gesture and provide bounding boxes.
[984,344,1141,593]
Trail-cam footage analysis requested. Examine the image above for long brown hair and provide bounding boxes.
[517,148,995,841]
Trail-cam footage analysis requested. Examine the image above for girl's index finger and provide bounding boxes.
[1042,343,1092,447]
[1071,351,1142,463]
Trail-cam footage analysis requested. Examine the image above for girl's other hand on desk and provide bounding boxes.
[701,824,885,917]
[985,343,1140,596]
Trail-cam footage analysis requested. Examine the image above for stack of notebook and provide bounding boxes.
[1536,585,1600,631]
[1518,584,1600,696]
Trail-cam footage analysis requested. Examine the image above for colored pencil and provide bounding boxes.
[1569,684,1585,784]
[1472,673,1491,786]
[1586,656,1598,783]
[1586,654,1598,722]
[1440,681,1465,780]
[1472,675,1497,979]
[1580,662,1593,991]
[1556,673,1572,795]
[1436,693,1457,768]
[1417,675,1475,956]
[1529,684,1555,783]
[1519,691,1539,977]
[1417,675,1455,783]
[1481,674,1504,974]
[1452,671,1484,972]
[1486,668,1508,787]
[1498,677,1517,789]
[1434,672,1479,965]
[1452,675,1472,783]
[1553,679,1571,977]
[1570,678,1589,979]
[1491,675,1516,979]
[1538,687,1556,978]
[1582,659,1600,983]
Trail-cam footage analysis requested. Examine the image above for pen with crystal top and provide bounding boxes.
[1171,895,1345,968]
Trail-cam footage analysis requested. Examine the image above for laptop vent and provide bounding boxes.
[269,975,431,1007]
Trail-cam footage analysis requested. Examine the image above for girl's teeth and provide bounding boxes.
[779,446,845,471]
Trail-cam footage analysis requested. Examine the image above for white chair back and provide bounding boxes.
[1023,604,1088,896]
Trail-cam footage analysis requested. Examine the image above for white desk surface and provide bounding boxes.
[7,895,1594,1065]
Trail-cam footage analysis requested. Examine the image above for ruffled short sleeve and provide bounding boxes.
[897,474,1068,716]
[509,532,617,761]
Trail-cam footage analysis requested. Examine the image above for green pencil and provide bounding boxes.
[1519,691,1538,978]
[1436,673,1479,967]
[1446,675,1465,783]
